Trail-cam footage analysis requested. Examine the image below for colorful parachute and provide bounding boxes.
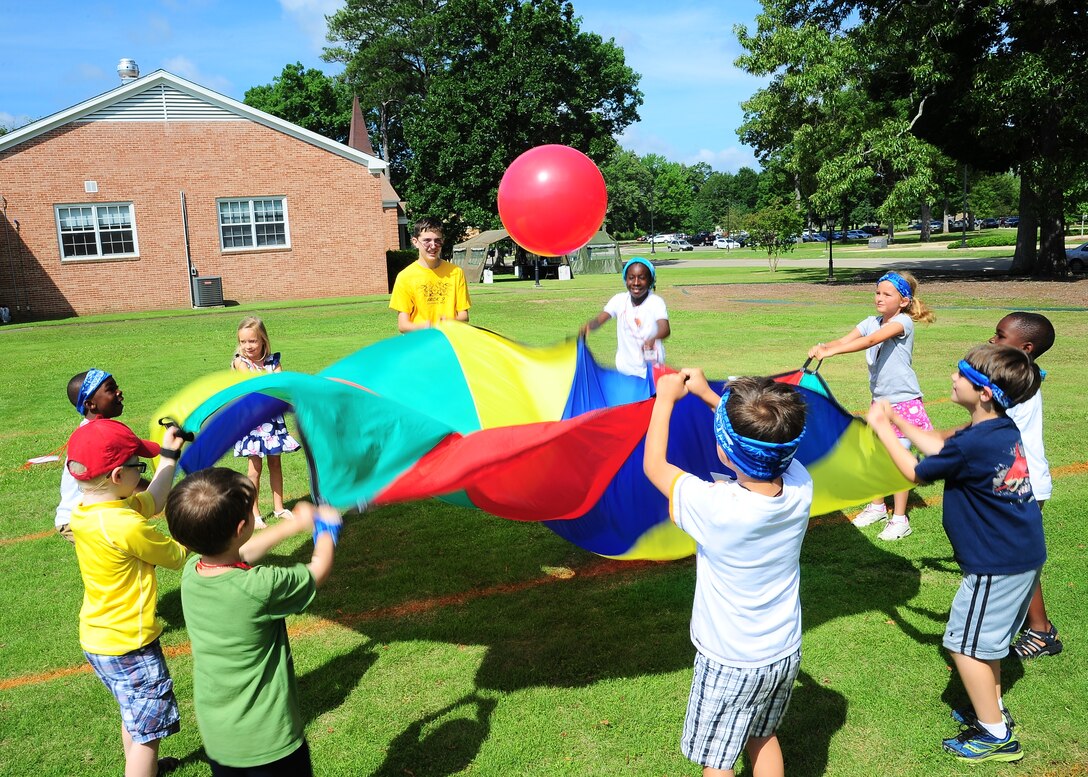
[153,323,910,560]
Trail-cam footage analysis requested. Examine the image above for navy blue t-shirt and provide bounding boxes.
[914,416,1045,575]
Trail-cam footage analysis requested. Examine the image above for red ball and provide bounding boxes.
[498,145,608,257]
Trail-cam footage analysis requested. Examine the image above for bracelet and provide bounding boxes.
[159,448,181,461]
[312,518,341,547]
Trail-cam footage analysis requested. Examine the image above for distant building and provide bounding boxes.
[0,67,399,319]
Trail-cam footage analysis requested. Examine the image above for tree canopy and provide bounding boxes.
[243,63,353,144]
[324,0,641,238]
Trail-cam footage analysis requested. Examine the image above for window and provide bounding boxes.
[55,203,138,260]
[218,197,290,251]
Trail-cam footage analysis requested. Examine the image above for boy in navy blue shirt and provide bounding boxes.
[867,343,1043,764]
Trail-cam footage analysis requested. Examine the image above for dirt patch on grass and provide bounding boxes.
[672,277,1088,311]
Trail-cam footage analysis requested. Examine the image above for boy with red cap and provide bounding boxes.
[67,419,188,776]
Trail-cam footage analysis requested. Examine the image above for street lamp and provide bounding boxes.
[649,184,656,255]
[961,165,968,248]
[825,216,835,280]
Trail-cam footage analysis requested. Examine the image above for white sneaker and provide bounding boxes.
[878,519,912,541]
[852,504,888,527]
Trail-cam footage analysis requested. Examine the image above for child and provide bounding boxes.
[644,370,811,777]
[580,257,671,378]
[990,312,1062,659]
[165,468,341,776]
[67,418,188,776]
[867,343,1043,763]
[232,316,301,528]
[389,217,471,332]
[55,369,133,541]
[808,270,935,540]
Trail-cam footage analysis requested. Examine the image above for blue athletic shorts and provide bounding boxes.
[681,649,801,770]
[84,638,180,744]
[944,569,1040,660]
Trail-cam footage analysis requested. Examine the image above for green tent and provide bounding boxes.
[451,229,620,282]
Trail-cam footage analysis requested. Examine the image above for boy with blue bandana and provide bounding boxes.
[644,370,811,777]
[867,343,1044,763]
[56,369,134,542]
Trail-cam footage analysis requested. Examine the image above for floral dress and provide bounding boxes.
[232,352,301,458]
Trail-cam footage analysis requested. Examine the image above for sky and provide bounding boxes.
[0,0,767,172]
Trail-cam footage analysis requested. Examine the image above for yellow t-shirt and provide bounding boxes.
[71,490,188,655]
[389,260,471,324]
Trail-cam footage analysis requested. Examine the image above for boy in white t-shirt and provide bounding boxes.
[644,370,812,777]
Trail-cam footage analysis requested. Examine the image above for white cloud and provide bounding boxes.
[279,0,344,50]
[162,56,232,94]
[692,146,761,173]
[0,111,34,130]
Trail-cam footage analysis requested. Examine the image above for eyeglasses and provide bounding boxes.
[417,237,444,245]
[122,462,148,473]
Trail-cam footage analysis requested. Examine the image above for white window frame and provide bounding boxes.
[217,197,291,252]
[54,202,139,261]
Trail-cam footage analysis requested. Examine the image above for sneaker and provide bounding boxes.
[878,519,912,541]
[942,726,1023,762]
[852,504,888,527]
[273,508,295,520]
[951,705,1016,731]
[254,515,268,530]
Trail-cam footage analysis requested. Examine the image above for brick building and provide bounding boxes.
[0,69,403,320]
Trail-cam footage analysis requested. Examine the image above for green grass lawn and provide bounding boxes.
[1,267,1085,776]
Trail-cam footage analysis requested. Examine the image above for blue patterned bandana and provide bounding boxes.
[878,272,912,299]
[76,369,111,415]
[713,391,805,479]
[957,360,1013,408]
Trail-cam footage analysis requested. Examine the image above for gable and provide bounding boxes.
[84,84,240,122]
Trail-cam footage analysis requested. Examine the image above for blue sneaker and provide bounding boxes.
[950,705,1016,731]
[942,726,1023,762]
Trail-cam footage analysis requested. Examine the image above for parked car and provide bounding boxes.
[1003,216,1020,227]
[666,239,694,252]
[689,231,713,246]
[1066,241,1088,272]
[713,237,741,249]
[846,230,870,240]
[861,225,885,236]
[980,218,1000,229]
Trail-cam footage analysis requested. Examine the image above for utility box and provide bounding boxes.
[191,276,224,308]
[868,237,888,249]
[558,266,572,280]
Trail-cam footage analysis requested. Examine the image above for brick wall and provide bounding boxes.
[0,120,392,318]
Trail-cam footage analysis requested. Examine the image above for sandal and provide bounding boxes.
[1010,623,1062,659]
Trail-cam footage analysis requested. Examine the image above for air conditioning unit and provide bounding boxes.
[191,276,224,308]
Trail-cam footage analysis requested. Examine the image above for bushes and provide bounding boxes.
[947,233,1019,249]
[385,249,417,292]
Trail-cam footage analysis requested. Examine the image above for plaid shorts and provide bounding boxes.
[84,639,180,744]
[681,649,801,770]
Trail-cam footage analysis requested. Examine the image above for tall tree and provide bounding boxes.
[326,0,641,232]
[243,63,354,143]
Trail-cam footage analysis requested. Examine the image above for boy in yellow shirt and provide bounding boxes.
[67,419,188,776]
[389,217,471,332]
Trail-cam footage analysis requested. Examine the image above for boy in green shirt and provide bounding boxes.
[165,467,341,775]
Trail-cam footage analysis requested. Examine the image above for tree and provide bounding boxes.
[243,63,354,143]
[970,174,1019,220]
[743,203,804,272]
[325,0,641,233]
[600,148,650,236]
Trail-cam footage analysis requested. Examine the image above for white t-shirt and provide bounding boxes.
[670,460,813,668]
[1007,390,1051,501]
[603,292,669,378]
[56,418,88,528]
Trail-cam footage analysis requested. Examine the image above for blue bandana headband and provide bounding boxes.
[76,369,111,415]
[878,272,912,300]
[957,360,1013,408]
[622,257,655,289]
[713,391,805,480]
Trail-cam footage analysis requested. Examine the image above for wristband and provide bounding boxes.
[159,448,181,461]
[312,518,341,547]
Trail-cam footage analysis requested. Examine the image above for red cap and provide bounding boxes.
[67,419,161,481]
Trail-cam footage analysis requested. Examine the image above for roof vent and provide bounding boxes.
[118,59,140,84]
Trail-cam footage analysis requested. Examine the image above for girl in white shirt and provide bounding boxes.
[580,257,671,378]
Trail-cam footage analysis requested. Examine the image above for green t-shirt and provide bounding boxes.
[181,555,316,767]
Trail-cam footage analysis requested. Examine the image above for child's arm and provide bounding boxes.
[872,400,947,456]
[239,502,340,588]
[810,320,904,360]
[147,427,184,514]
[306,505,340,588]
[647,319,671,349]
[866,403,925,482]
[680,367,720,409]
[397,312,434,333]
[643,373,689,496]
[231,356,246,371]
[579,311,611,337]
